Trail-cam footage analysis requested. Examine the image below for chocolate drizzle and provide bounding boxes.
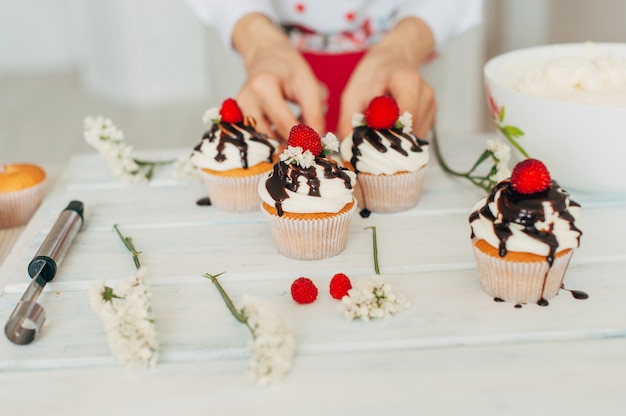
[264,158,354,216]
[349,126,428,173]
[194,116,275,169]
[470,180,582,266]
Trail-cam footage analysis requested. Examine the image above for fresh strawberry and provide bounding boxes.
[219,98,243,123]
[287,124,323,156]
[329,273,352,300]
[510,158,552,194]
[290,277,318,304]
[364,96,400,129]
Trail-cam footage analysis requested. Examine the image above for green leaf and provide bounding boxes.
[501,125,525,138]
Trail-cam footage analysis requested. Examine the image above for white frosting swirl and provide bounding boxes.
[470,182,581,257]
[340,129,429,175]
[516,43,626,106]
[191,124,278,171]
[258,159,356,214]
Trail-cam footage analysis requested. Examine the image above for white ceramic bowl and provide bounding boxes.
[484,42,626,194]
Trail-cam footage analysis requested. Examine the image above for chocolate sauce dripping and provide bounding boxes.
[199,118,276,169]
[264,158,353,217]
[196,197,211,206]
[349,126,428,174]
[470,180,581,267]
[560,284,589,300]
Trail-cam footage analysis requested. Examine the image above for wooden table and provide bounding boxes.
[1,134,625,415]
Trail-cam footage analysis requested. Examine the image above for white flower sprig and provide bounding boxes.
[342,226,410,321]
[321,132,339,154]
[280,146,315,168]
[83,116,178,182]
[432,127,516,193]
[90,224,159,368]
[203,272,295,386]
[202,107,220,125]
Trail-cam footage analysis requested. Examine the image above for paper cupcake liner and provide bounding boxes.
[0,183,45,228]
[262,201,356,260]
[472,241,573,304]
[199,169,269,212]
[357,167,426,213]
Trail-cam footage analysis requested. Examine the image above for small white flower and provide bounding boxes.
[352,112,365,127]
[240,296,295,386]
[90,267,159,369]
[279,146,315,168]
[322,132,339,153]
[398,111,413,134]
[341,277,410,321]
[486,139,512,182]
[486,139,511,163]
[173,154,200,181]
[202,107,220,125]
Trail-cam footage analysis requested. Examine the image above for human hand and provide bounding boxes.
[337,18,437,140]
[232,14,325,141]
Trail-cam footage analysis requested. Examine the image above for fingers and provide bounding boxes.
[389,70,437,138]
[237,67,325,140]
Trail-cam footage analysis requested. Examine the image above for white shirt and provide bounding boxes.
[186,0,482,52]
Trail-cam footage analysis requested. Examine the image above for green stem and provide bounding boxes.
[431,127,492,193]
[431,126,468,177]
[202,272,249,326]
[133,158,176,166]
[498,126,530,158]
[113,224,142,269]
[365,226,380,275]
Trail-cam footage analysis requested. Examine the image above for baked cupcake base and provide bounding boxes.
[357,166,426,213]
[199,162,274,212]
[472,239,573,305]
[261,200,356,260]
[0,164,46,228]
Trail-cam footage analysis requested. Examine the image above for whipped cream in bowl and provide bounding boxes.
[515,42,626,106]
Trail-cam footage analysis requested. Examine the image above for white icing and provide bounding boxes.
[258,161,356,214]
[470,185,581,257]
[340,130,429,175]
[191,125,278,171]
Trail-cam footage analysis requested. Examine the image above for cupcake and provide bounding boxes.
[258,124,357,260]
[469,159,582,306]
[340,95,429,213]
[0,163,46,228]
[191,98,279,212]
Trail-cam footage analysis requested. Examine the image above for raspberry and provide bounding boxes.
[364,96,400,129]
[290,277,318,304]
[287,124,323,156]
[219,98,243,123]
[329,273,352,300]
[510,158,552,194]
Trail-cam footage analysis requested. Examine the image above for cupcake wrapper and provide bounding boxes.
[262,202,356,260]
[199,170,269,212]
[0,183,45,228]
[357,167,426,213]
[472,242,574,304]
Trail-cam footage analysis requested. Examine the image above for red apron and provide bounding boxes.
[302,50,366,133]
